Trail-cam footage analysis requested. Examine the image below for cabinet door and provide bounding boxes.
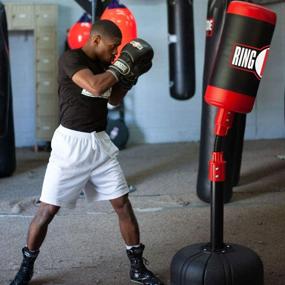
[36,94,58,117]
[36,50,56,72]
[36,29,56,50]
[37,72,57,94]
[10,5,34,30]
[36,116,58,140]
[34,5,57,28]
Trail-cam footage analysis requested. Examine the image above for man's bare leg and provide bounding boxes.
[10,202,60,285]
[110,194,163,285]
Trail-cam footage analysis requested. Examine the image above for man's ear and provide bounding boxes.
[92,34,101,46]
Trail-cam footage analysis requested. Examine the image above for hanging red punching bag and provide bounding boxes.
[101,0,137,57]
[67,13,92,49]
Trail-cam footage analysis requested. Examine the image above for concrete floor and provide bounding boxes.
[0,139,285,285]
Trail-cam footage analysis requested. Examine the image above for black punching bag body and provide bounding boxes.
[197,0,246,203]
[171,2,276,285]
[0,3,16,177]
[167,0,195,100]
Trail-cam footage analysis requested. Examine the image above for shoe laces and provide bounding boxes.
[143,257,150,266]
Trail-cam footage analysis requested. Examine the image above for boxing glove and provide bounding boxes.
[107,38,154,82]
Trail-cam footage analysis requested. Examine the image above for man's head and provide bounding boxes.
[83,20,122,64]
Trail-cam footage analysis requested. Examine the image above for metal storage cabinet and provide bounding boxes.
[4,3,58,150]
[35,4,58,148]
[6,4,34,30]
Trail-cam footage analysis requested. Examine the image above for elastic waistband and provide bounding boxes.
[56,125,106,139]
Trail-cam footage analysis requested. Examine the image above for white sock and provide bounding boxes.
[25,246,38,253]
[126,244,141,250]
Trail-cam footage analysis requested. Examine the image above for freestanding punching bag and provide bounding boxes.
[197,0,247,204]
[167,0,195,100]
[0,3,16,178]
[171,2,276,284]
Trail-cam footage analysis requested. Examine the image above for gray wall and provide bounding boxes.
[3,0,285,146]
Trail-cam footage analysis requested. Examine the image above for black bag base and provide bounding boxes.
[106,119,129,150]
[171,243,263,285]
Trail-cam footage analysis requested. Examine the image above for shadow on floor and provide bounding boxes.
[239,160,285,186]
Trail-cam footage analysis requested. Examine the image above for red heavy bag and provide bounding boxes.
[205,1,277,113]
[67,14,92,49]
[67,22,92,49]
[101,0,137,57]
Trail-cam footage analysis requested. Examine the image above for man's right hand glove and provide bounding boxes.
[107,38,154,82]
[118,76,138,91]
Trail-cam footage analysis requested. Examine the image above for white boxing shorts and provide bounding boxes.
[40,125,129,208]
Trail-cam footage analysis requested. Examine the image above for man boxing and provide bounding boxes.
[10,19,163,285]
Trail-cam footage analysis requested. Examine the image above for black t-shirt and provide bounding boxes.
[58,49,111,132]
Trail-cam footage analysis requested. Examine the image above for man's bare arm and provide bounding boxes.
[72,69,117,96]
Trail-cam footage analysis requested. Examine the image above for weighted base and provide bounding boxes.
[171,243,263,285]
[106,119,129,150]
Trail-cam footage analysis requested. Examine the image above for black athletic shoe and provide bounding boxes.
[126,244,164,285]
[10,247,39,285]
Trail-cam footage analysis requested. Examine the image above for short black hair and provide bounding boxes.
[91,19,122,39]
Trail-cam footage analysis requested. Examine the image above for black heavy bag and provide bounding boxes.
[0,3,16,178]
[230,113,246,185]
[197,0,246,203]
[167,0,195,100]
[74,0,112,20]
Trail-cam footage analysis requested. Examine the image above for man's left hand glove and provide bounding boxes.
[107,38,154,82]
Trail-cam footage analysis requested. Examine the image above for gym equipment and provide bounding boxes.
[68,0,113,49]
[106,103,129,150]
[67,22,92,49]
[205,2,276,112]
[108,38,153,83]
[171,2,276,284]
[101,0,137,58]
[74,0,112,22]
[0,3,16,177]
[106,118,129,150]
[197,0,246,203]
[167,0,195,100]
[69,0,137,55]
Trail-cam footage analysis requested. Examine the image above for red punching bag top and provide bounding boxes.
[67,21,91,49]
[204,1,276,114]
[227,1,276,26]
[101,0,137,57]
